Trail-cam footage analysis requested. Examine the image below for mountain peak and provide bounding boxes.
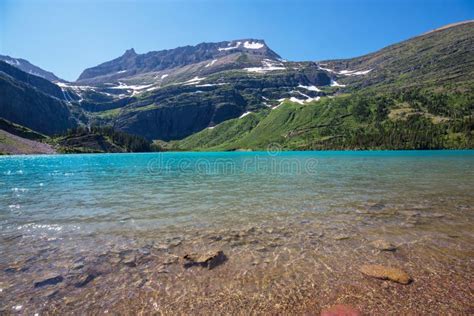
[77,39,280,83]
[123,48,137,56]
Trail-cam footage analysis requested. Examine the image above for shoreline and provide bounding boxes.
[1,203,473,314]
[1,148,474,158]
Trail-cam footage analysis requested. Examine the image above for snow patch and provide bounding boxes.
[318,66,337,73]
[116,70,127,74]
[205,59,217,68]
[330,80,346,87]
[161,74,169,79]
[283,91,321,105]
[338,69,372,76]
[239,111,252,118]
[245,59,285,73]
[290,97,305,105]
[195,83,227,87]
[273,99,287,110]
[55,82,70,88]
[183,76,206,85]
[289,96,320,104]
[145,86,158,92]
[319,64,372,76]
[111,82,154,91]
[54,81,97,102]
[298,84,321,92]
[5,58,20,66]
[218,41,241,51]
[243,41,264,49]
[110,82,156,95]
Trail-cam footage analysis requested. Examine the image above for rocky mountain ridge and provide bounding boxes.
[0,21,472,152]
[76,39,280,84]
[0,54,63,82]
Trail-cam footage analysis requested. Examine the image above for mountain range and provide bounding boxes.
[0,21,472,154]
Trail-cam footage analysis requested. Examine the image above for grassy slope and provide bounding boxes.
[172,89,473,151]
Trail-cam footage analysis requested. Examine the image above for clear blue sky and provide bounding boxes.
[1,0,473,81]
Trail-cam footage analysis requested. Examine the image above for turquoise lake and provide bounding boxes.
[0,150,473,314]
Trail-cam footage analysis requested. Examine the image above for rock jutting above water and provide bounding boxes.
[359,264,412,284]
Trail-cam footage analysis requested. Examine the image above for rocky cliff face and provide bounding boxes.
[0,61,78,135]
[97,65,331,140]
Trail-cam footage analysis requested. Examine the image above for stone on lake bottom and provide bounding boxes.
[119,250,137,267]
[74,273,96,288]
[34,274,64,288]
[334,235,350,240]
[360,264,412,284]
[183,250,227,269]
[370,239,397,251]
[368,202,385,211]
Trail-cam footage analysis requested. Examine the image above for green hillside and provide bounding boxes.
[172,87,473,151]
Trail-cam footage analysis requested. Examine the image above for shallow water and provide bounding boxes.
[0,151,473,314]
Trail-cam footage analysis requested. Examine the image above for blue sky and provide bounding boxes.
[1,0,473,81]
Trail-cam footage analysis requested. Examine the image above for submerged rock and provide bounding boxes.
[119,250,137,267]
[71,261,85,270]
[334,235,351,240]
[163,255,179,265]
[42,289,59,298]
[368,202,385,211]
[360,264,412,284]
[4,261,29,273]
[74,273,96,288]
[370,240,397,251]
[34,274,64,288]
[321,304,361,316]
[183,250,227,269]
